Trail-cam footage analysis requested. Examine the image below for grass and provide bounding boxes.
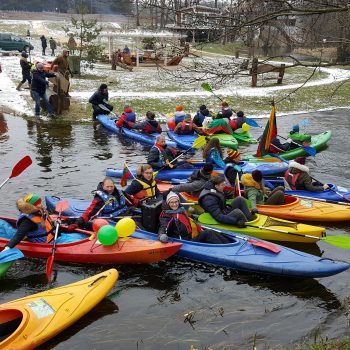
[0,23,28,36]
[195,42,245,56]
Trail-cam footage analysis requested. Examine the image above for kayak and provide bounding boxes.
[232,129,258,144]
[0,248,24,278]
[106,160,288,180]
[0,216,182,265]
[197,212,326,243]
[97,115,177,148]
[246,131,332,161]
[0,269,118,350]
[131,229,350,278]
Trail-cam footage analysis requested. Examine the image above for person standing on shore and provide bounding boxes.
[49,37,57,56]
[68,35,77,55]
[16,51,32,91]
[40,35,47,56]
[50,49,73,97]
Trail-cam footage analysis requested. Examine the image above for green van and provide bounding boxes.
[0,33,34,52]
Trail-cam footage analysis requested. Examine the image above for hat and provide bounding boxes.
[227,149,241,161]
[202,162,214,174]
[237,111,244,118]
[294,157,306,165]
[251,170,263,182]
[166,192,180,205]
[23,194,42,207]
[292,124,300,133]
[99,83,108,90]
[21,51,28,58]
[175,105,183,112]
[36,62,44,69]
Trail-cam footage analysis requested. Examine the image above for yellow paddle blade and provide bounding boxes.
[322,236,350,249]
[192,136,207,149]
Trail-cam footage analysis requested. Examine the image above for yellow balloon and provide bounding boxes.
[242,122,250,132]
[116,217,136,238]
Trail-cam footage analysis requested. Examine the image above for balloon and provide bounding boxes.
[92,219,109,233]
[116,217,136,238]
[98,225,118,246]
[167,118,176,131]
[242,122,250,132]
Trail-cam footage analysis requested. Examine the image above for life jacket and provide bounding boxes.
[123,111,136,123]
[160,210,198,238]
[143,121,161,134]
[17,213,53,243]
[154,144,177,163]
[284,170,301,190]
[177,121,194,135]
[229,119,238,130]
[133,178,157,200]
[95,191,127,216]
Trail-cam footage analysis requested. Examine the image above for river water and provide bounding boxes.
[0,110,349,349]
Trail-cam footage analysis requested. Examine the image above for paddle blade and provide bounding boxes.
[201,82,213,93]
[192,136,207,149]
[247,239,281,253]
[55,200,69,214]
[10,156,32,179]
[302,145,317,156]
[46,256,54,283]
[322,236,350,250]
[0,248,24,263]
[245,117,260,128]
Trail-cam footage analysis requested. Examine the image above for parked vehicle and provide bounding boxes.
[0,33,34,52]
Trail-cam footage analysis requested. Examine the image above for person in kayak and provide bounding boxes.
[115,104,137,128]
[229,110,246,131]
[71,177,129,230]
[158,192,232,244]
[174,114,207,135]
[147,135,194,170]
[127,111,162,134]
[170,162,214,197]
[217,101,233,120]
[193,104,211,127]
[174,105,186,125]
[198,175,254,227]
[223,150,243,185]
[123,164,163,207]
[269,136,292,153]
[284,157,329,191]
[241,170,285,214]
[3,194,54,250]
[288,124,312,146]
[88,84,113,120]
[202,138,238,168]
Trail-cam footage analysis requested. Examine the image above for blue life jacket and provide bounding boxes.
[95,191,128,217]
[124,111,136,123]
[195,112,206,126]
[17,214,48,243]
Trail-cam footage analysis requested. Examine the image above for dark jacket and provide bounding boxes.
[193,109,210,127]
[89,90,109,107]
[131,119,162,134]
[171,169,211,197]
[198,181,238,225]
[221,107,233,119]
[40,36,47,48]
[147,144,178,170]
[31,69,55,95]
[20,58,32,78]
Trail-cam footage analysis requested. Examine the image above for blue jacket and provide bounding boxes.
[31,69,55,95]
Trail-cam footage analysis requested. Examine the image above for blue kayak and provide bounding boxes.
[0,247,24,278]
[97,115,177,148]
[106,160,288,180]
[132,229,350,278]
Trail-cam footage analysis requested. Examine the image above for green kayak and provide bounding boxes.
[0,261,14,278]
[233,130,258,144]
[211,133,238,150]
[245,130,332,161]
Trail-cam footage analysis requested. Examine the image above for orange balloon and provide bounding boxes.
[168,119,176,131]
[92,218,109,233]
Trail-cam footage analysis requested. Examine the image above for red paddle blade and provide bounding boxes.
[55,200,69,214]
[10,156,32,179]
[46,255,54,283]
[248,239,281,253]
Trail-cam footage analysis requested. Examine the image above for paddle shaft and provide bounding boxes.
[98,104,119,119]
[0,156,32,190]
[278,134,316,156]
[310,177,350,203]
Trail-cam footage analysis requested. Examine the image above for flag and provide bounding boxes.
[120,162,132,187]
[255,104,277,157]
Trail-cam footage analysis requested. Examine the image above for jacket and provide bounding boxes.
[131,119,162,134]
[284,160,324,191]
[171,169,211,197]
[147,143,178,170]
[20,57,32,78]
[174,111,186,125]
[288,131,312,143]
[241,173,264,210]
[205,148,226,168]
[89,90,109,107]
[51,54,70,74]
[124,177,162,206]
[31,69,55,95]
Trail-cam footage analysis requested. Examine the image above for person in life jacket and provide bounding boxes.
[193,104,211,127]
[224,150,243,186]
[198,175,254,227]
[217,101,233,120]
[269,136,292,153]
[127,111,162,134]
[158,192,232,244]
[229,110,247,130]
[174,105,186,125]
[284,157,329,192]
[288,124,312,147]
[4,194,55,250]
[115,104,137,128]
[147,135,194,170]
[241,170,285,214]
[123,164,163,207]
[174,114,206,135]
[71,177,129,230]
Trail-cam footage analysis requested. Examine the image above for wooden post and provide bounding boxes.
[136,38,139,67]
[277,64,285,84]
[108,36,113,61]
[251,57,258,87]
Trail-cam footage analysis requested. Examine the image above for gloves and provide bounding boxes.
[159,234,168,243]
[165,159,174,169]
[65,224,78,232]
[323,184,329,190]
[251,208,259,215]
[2,246,10,251]
[236,219,246,228]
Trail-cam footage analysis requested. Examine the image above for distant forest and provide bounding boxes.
[0,0,134,15]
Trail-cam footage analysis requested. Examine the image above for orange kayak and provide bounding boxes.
[0,269,118,350]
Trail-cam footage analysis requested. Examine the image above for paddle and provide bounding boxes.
[245,117,261,128]
[309,177,350,203]
[278,134,317,156]
[198,212,350,250]
[199,224,281,253]
[201,82,223,102]
[98,104,119,119]
[46,200,69,283]
[153,135,207,177]
[0,248,24,263]
[0,155,33,190]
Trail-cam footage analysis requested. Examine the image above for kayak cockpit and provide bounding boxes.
[0,309,23,342]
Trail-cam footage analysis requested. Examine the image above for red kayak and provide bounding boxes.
[0,216,182,265]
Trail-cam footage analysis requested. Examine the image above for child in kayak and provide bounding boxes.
[174,114,206,135]
[202,138,239,168]
[128,111,162,134]
[288,124,312,147]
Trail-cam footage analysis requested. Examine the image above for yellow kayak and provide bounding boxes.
[198,213,326,243]
[0,269,118,350]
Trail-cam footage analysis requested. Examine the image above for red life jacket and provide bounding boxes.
[143,121,161,134]
[177,121,194,135]
[284,170,301,190]
[160,210,192,236]
[229,119,237,130]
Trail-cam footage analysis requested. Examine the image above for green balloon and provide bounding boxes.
[97,225,118,246]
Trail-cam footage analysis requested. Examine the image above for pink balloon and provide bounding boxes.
[92,218,109,233]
